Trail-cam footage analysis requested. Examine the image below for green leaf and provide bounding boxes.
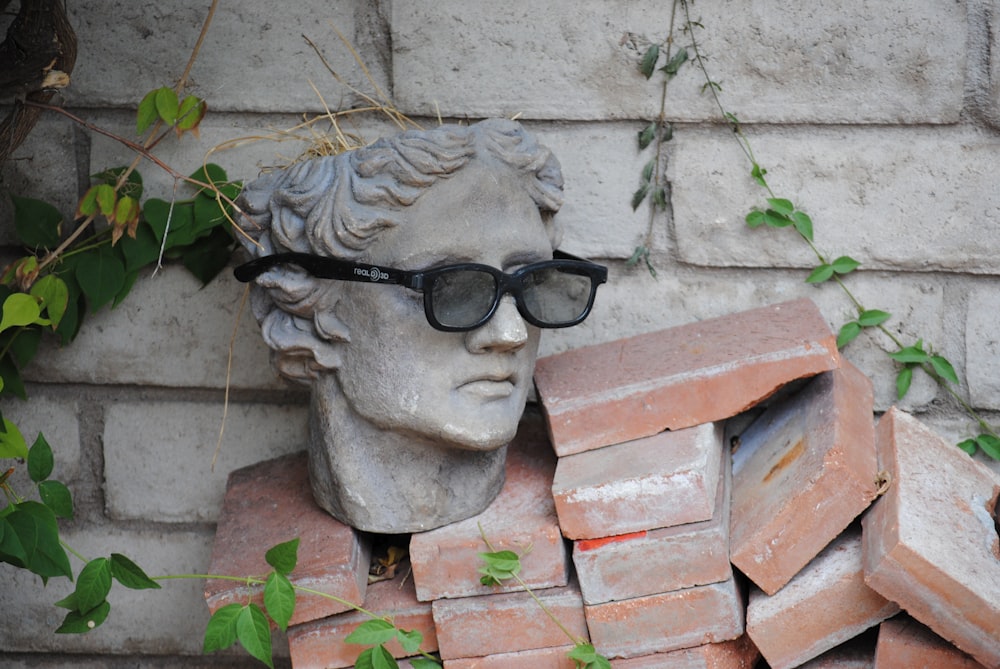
[110,552,161,590]
[38,480,74,519]
[236,604,274,669]
[792,210,813,242]
[766,198,794,216]
[630,184,649,211]
[189,163,229,192]
[75,557,113,613]
[11,195,62,249]
[750,163,768,188]
[203,603,242,653]
[857,309,891,327]
[763,209,793,227]
[0,418,28,459]
[836,321,862,349]
[264,537,300,575]
[641,159,655,183]
[53,592,78,610]
[7,326,41,368]
[639,44,660,78]
[410,659,442,669]
[957,438,978,455]
[652,186,667,209]
[745,210,766,228]
[192,192,229,236]
[0,517,28,565]
[896,366,913,399]
[137,89,160,134]
[888,344,929,364]
[92,167,143,200]
[355,645,397,669]
[805,264,834,284]
[76,249,127,312]
[176,95,207,132]
[638,123,656,150]
[1,293,43,333]
[929,355,959,384]
[831,255,861,275]
[567,642,612,669]
[5,500,72,580]
[478,549,521,585]
[55,600,111,633]
[0,355,27,399]
[263,572,295,631]
[94,184,116,219]
[345,618,398,646]
[118,217,164,273]
[976,434,1000,460]
[396,628,423,654]
[30,275,69,330]
[661,47,689,76]
[154,86,179,125]
[27,433,54,482]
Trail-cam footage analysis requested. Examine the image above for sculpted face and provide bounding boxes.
[330,159,553,449]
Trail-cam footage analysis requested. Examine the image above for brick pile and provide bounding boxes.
[205,298,999,668]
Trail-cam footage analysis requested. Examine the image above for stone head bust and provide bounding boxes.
[234,119,606,533]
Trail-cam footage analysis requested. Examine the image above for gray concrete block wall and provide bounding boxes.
[1,0,998,664]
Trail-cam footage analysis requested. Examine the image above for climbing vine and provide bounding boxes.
[632,0,999,459]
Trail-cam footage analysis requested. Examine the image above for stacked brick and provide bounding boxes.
[205,298,999,668]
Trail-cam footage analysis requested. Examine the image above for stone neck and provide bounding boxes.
[306,376,508,534]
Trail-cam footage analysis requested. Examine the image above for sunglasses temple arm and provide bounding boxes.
[234,253,413,286]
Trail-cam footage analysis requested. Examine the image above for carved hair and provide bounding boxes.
[236,119,565,384]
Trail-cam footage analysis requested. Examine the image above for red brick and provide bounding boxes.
[534,298,840,456]
[409,409,568,602]
[552,422,723,540]
[610,634,760,668]
[586,576,745,659]
[862,408,1000,668]
[731,361,879,595]
[432,582,588,660]
[573,441,731,604]
[874,615,987,669]
[747,528,899,669]
[204,452,370,625]
[286,568,436,669]
[444,645,578,668]
[796,631,876,668]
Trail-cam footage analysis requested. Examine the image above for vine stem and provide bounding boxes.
[478,525,586,647]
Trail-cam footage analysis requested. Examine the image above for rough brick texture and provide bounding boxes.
[432,582,588,661]
[862,408,1000,668]
[535,298,840,456]
[444,645,578,668]
[747,528,899,669]
[609,634,760,669]
[287,570,436,669]
[586,576,745,659]
[731,360,879,594]
[409,409,568,602]
[874,616,987,669]
[204,452,371,625]
[572,440,732,604]
[552,422,723,539]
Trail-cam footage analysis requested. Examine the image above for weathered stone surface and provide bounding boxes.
[204,452,371,626]
[862,408,1000,668]
[610,635,760,669]
[731,361,879,594]
[553,422,723,540]
[572,440,731,605]
[104,400,306,523]
[536,298,839,456]
[747,529,899,669]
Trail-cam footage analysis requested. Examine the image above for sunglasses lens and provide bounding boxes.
[521,266,595,326]
[430,269,498,329]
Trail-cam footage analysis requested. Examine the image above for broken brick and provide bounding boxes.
[534,298,840,456]
[552,422,723,540]
[862,408,1000,668]
[731,361,879,594]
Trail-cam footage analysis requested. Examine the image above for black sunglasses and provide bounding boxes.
[234,250,607,332]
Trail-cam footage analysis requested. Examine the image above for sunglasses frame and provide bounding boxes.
[234,250,608,332]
